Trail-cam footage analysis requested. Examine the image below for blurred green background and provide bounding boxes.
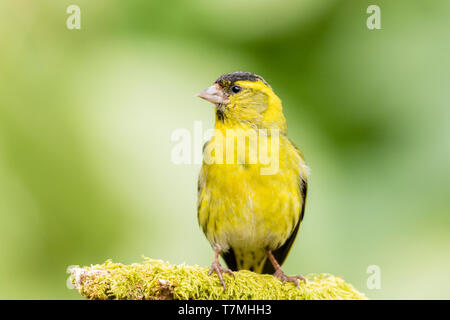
[0,0,449,299]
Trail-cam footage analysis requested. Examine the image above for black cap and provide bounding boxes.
[215,71,268,87]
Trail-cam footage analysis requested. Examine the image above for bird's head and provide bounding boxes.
[197,72,286,132]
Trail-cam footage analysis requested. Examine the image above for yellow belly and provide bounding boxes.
[197,135,307,269]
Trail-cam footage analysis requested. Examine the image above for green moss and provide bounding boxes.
[70,257,366,300]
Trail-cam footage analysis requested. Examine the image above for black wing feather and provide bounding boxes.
[262,178,307,274]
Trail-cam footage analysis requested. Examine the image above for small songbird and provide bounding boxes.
[196,72,309,288]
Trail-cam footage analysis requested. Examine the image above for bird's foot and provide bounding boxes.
[273,269,306,288]
[208,260,234,288]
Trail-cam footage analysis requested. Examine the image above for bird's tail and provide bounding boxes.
[221,247,268,274]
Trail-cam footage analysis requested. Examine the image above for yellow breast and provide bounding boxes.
[197,126,308,253]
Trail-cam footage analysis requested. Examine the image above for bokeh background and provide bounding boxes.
[0,0,449,299]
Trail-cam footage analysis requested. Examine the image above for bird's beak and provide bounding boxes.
[196,84,229,105]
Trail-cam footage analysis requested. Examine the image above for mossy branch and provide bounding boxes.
[69,257,366,300]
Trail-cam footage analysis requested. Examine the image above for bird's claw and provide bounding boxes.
[273,269,306,288]
[208,261,234,288]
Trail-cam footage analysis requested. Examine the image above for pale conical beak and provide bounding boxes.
[196,84,229,105]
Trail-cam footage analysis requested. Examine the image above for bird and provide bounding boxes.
[196,71,309,288]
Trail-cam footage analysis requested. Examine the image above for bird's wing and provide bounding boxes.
[262,149,308,274]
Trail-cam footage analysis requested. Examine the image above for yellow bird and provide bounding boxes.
[197,72,309,288]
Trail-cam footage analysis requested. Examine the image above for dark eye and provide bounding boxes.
[231,85,242,94]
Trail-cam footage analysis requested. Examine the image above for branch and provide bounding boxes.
[69,257,366,300]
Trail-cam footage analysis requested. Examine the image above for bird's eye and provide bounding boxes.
[231,85,242,94]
